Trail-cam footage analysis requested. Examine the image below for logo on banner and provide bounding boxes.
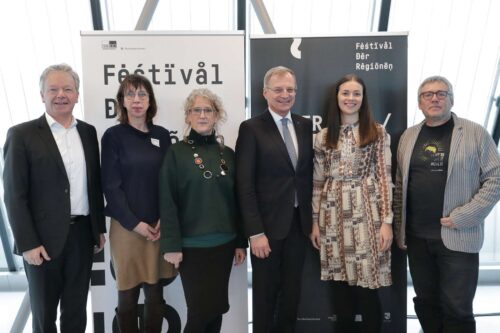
[102,40,117,50]
[290,38,302,59]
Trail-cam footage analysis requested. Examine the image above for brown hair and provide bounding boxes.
[115,74,158,124]
[324,74,379,148]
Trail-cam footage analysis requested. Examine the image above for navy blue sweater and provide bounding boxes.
[101,123,171,230]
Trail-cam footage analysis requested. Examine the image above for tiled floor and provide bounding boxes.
[2,286,499,332]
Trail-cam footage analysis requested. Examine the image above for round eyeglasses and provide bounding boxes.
[125,91,149,100]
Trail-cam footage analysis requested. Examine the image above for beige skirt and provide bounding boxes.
[109,219,177,291]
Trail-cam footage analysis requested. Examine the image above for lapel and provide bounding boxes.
[446,114,462,180]
[76,121,92,187]
[261,110,295,170]
[35,115,68,180]
[291,113,305,164]
[401,122,423,180]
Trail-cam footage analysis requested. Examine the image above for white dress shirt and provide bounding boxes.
[45,113,89,215]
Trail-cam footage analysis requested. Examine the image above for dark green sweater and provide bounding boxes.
[160,130,245,252]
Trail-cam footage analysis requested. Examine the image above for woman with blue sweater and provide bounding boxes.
[101,74,176,333]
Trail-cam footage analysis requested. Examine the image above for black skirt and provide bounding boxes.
[179,239,236,320]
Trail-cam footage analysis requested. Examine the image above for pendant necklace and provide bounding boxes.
[188,139,228,179]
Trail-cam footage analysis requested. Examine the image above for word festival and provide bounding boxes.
[103,61,223,85]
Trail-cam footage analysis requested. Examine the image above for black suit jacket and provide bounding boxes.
[3,114,105,258]
[235,110,313,239]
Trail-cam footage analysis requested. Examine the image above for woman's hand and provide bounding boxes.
[234,248,247,266]
[133,221,160,241]
[309,222,320,250]
[379,223,393,252]
[164,252,183,269]
[153,220,161,238]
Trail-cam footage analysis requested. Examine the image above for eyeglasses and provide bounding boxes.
[190,107,214,115]
[266,87,297,95]
[419,90,451,101]
[125,91,149,100]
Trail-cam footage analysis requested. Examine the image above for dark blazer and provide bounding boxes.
[235,110,313,239]
[3,114,105,258]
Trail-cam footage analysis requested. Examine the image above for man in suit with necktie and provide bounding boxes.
[236,66,313,333]
[3,63,106,333]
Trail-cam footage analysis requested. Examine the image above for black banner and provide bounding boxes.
[250,34,408,333]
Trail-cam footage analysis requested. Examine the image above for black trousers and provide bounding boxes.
[24,216,94,333]
[251,208,307,333]
[407,235,478,333]
[179,239,236,333]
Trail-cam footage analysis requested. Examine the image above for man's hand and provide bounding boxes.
[440,217,456,229]
[23,246,51,266]
[250,234,271,259]
[94,233,106,254]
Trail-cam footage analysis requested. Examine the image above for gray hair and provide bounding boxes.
[418,75,454,104]
[39,63,80,93]
[183,88,227,137]
[263,66,297,89]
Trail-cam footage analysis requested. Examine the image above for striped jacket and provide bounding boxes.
[394,113,500,253]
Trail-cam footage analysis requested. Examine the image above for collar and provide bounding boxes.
[45,112,77,129]
[268,108,292,123]
[418,112,460,129]
[187,129,217,145]
[340,121,359,129]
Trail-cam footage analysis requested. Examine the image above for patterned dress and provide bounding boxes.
[312,123,393,289]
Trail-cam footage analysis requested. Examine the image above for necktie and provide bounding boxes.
[281,118,297,169]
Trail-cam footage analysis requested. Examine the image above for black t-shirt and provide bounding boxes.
[406,118,454,239]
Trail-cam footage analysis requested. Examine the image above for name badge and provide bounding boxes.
[151,138,160,147]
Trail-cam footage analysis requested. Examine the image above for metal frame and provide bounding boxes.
[0,204,16,272]
[250,0,276,34]
[89,0,104,30]
[237,0,246,31]
[487,55,500,144]
[492,97,500,144]
[378,0,392,31]
[135,0,160,30]
[0,154,16,272]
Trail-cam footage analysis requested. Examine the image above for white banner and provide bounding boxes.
[81,31,247,333]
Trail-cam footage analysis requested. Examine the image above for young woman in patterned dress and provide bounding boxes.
[310,74,394,333]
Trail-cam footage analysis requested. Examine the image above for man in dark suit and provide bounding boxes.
[236,66,313,333]
[3,63,106,333]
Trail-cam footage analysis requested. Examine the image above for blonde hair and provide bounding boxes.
[183,88,227,142]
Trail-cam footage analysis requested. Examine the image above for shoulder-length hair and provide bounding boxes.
[324,74,379,148]
[115,74,158,124]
